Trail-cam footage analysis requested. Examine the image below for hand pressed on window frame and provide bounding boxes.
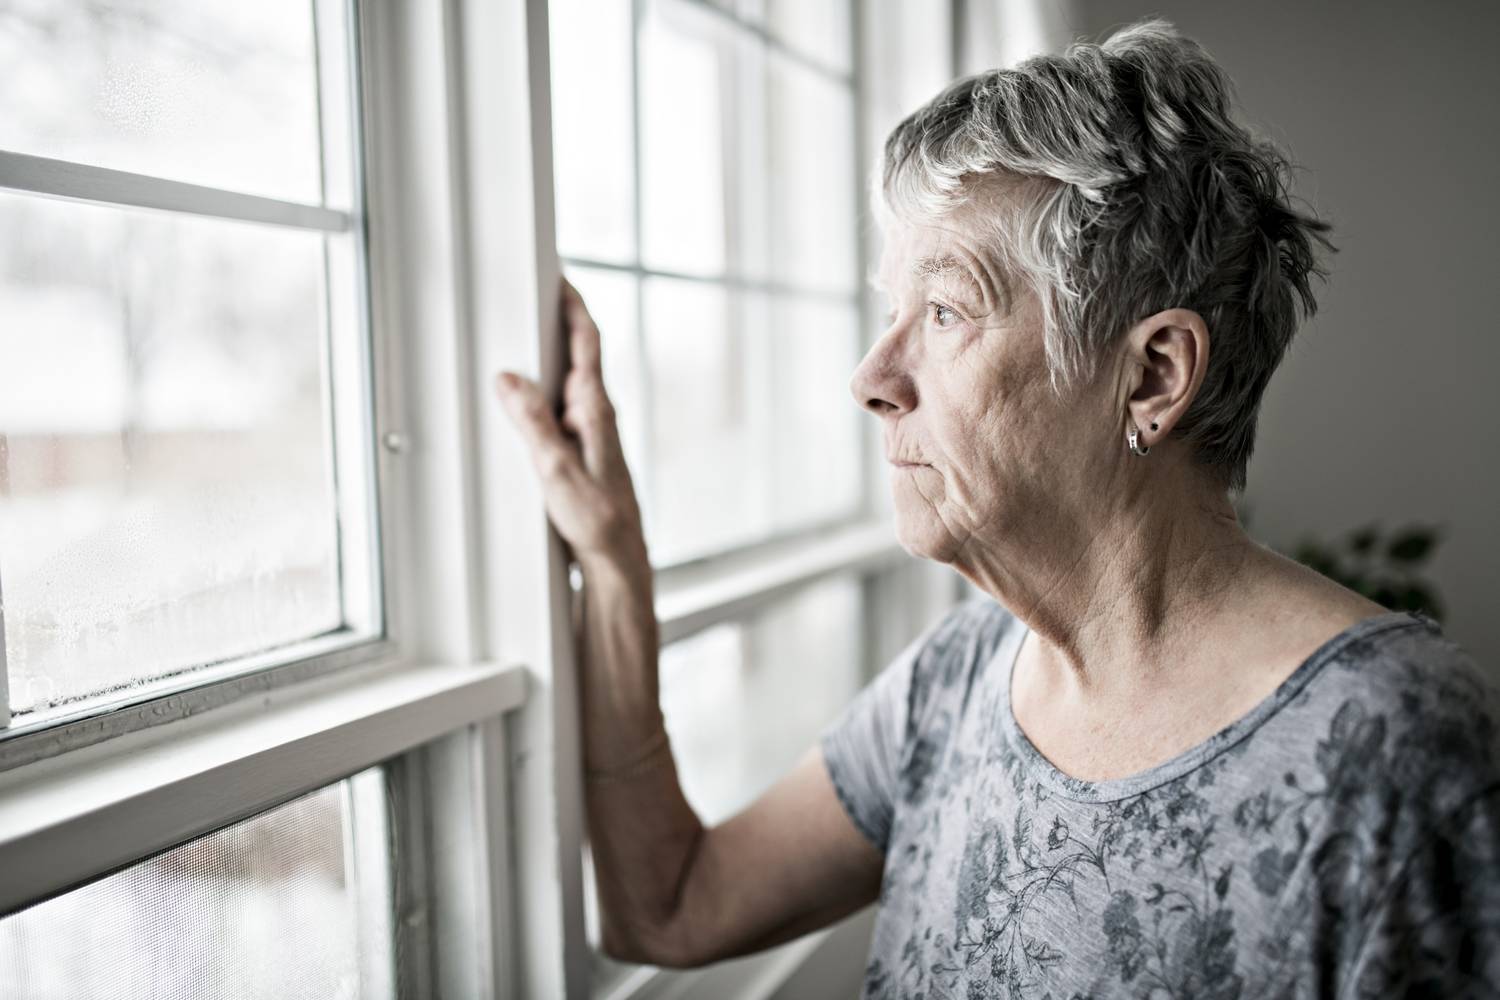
[495,276,649,571]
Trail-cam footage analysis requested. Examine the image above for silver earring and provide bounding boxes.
[1128,427,1150,456]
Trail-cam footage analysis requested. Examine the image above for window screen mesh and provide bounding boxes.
[0,772,391,1000]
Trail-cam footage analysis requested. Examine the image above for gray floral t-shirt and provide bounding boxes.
[820,597,1500,999]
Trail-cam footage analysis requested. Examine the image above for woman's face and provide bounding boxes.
[851,211,1113,567]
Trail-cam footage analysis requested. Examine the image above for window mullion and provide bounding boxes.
[0,150,349,233]
[443,0,591,995]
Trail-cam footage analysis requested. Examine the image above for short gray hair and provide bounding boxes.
[878,19,1333,491]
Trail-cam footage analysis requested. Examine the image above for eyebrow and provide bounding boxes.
[867,253,1011,314]
[913,254,963,278]
[915,254,997,310]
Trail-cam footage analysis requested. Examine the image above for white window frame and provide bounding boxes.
[546,1,969,997]
[0,1,976,997]
[0,2,541,996]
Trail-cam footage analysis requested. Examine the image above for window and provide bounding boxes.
[551,0,863,567]
[1,1,973,997]
[0,770,391,1000]
[549,0,966,990]
[0,0,378,725]
[0,3,526,997]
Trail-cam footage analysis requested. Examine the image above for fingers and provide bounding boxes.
[560,277,604,382]
[495,371,586,488]
[560,368,626,481]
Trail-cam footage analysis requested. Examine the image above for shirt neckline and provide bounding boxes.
[997,608,1429,803]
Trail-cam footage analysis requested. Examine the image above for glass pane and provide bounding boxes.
[879,1,955,135]
[767,0,852,75]
[769,297,862,528]
[638,283,862,565]
[550,0,635,263]
[0,771,391,1000]
[767,51,858,292]
[0,192,348,714]
[0,0,344,205]
[642,278,771,562]
[660,574,863,823]
[640,0,728,276]
[726,28,771,282]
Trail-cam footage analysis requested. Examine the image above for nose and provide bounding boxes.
[849,330,916,417]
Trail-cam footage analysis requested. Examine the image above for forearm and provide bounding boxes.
[576,550,707,964]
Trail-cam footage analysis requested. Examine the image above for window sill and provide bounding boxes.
[0,660,526,916]
[654,519,908,644]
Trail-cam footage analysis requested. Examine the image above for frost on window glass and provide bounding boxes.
[0,0,333,204]
[0,0,369,717]
[0,772,392,1000]
[0,194,348,714]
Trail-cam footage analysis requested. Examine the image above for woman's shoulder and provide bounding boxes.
[1303,611,1499,817]
[1320,611,1494,710]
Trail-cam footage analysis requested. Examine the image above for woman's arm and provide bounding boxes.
[496,279,883,967]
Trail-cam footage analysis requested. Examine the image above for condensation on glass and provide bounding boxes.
[549,0,862,567]
[0,770,393,1000]
[0,0,348,206]
[0,0,377,718]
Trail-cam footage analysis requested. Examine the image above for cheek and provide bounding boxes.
[927,343,1057,511]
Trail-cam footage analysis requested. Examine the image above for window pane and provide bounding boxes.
[660,574,863,823]
[0,192,354,715]
[769,297,862,528]
[768,51,858,292]
[550,0,635,263]
[642,278,771,562]
[766,0,852,75]
[640,283,862,565]
[0,771,391,1000]
[0,0,344,206]
[640,0,728,276]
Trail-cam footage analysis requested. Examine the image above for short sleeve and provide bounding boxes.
[817,624,932,855]
[1346,784,1500,997]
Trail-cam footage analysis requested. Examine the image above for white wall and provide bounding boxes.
[1053,0,1500,663]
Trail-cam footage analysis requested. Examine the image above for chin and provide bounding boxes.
[892,500,963,565]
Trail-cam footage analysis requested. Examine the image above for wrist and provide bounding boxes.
[578,543,651,592]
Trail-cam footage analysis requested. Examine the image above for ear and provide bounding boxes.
[1122,308,1210,449]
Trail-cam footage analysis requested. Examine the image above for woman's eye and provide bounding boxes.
[929,302,960,328]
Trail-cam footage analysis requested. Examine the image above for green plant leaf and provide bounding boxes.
[1348,524,1380,555]
[1396,583,1444,621]
[1294,543,1339,579]
[1387,528,1439,564]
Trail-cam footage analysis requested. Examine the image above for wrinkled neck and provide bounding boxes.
[954,462,1253,693]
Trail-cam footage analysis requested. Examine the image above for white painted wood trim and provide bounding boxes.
[0,150,351,232]
[0,632,393,769]
[442,0,591,993]
[654,521,909,645]
[0,661,526,916]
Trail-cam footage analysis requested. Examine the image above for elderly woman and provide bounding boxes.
[497,19,1498,998]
